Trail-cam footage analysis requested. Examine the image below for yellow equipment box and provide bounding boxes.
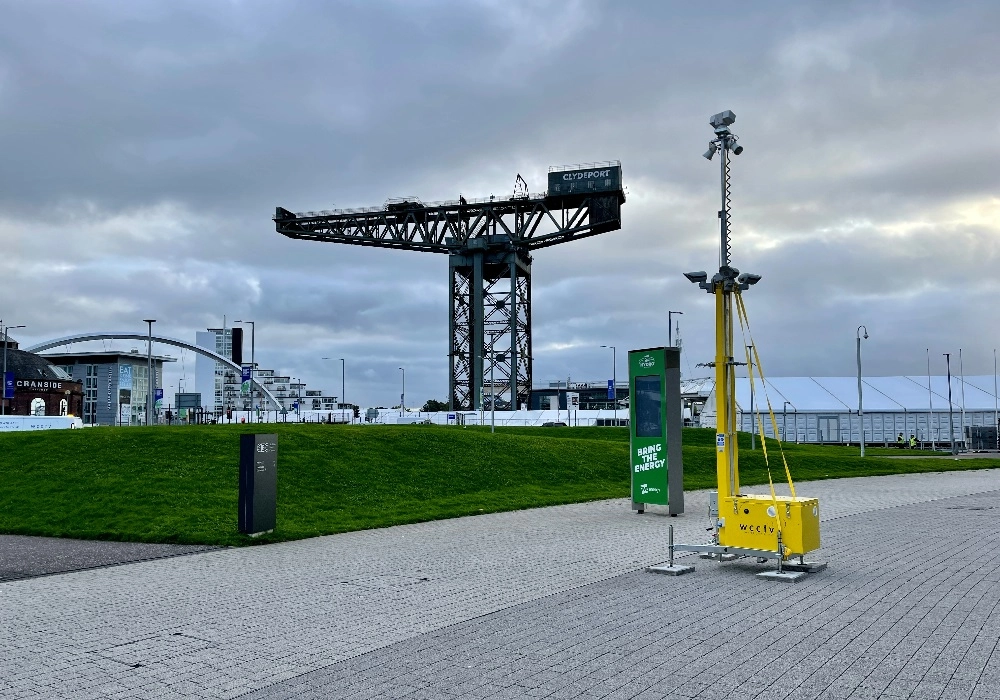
[718,495,820,556]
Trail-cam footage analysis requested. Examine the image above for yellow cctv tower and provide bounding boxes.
[668,111,825,582]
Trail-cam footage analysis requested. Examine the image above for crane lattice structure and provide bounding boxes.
[275,162,626,411]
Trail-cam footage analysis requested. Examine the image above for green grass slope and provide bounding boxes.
[1,425,996,546]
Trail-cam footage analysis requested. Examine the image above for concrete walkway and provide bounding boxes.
[2,469,998,699]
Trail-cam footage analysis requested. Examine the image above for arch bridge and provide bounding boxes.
[24,332,282,409]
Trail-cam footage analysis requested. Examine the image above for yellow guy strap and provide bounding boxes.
[734,289,797,499]
[733,295,784,536]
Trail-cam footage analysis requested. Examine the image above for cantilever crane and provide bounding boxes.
[275,163,626,410]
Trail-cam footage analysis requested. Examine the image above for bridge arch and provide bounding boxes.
[24,332,281,409]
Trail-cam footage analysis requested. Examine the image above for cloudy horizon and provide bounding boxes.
[2,0,998,408]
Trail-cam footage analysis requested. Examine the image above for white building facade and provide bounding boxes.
[195,328,235,413]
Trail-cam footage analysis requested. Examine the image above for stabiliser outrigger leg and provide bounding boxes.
[648,110,826,582]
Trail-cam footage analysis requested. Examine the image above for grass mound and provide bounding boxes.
[1,424,995,546]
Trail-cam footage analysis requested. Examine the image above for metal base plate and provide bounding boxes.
[699,553,738,561]
[782,561,827,573]
[756,570,807,583]
[647,563,695,576]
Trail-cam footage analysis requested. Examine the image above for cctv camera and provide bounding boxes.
[730,142,744,155]
[703,143,717,160]
[684,271,708,284]
[709,110,736,129]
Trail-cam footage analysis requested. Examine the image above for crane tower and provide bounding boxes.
[275,162,626,410]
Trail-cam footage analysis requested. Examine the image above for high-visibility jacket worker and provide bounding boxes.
[897,433,905,446]
[909,435,917,449]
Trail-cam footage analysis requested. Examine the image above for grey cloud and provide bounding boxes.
[4,0,1000,406]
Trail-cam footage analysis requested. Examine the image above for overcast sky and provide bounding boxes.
[2,0,998,408]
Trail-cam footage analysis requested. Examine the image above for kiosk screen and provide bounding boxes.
[634,375,662,438]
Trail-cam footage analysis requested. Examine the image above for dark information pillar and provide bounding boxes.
[239,433,277,535]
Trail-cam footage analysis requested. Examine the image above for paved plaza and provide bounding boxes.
[2,469,999,699]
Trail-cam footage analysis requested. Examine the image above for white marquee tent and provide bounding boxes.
[701,376,1000,446]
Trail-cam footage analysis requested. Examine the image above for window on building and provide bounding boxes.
[84,364,98,424]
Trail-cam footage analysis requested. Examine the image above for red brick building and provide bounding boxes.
[1,333,84,417]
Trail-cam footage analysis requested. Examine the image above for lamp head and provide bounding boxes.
[729,138,744,155]
[703,142,717,160]
[684,271,708,284]
[737,272,762,285]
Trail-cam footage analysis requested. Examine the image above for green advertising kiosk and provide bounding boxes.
[629,347,684,515]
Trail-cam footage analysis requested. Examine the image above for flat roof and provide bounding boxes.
[41,351,177,363]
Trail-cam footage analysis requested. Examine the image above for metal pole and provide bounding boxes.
[994,349,998,451]
[2,323,24,417]
[490,336,495,434]
[783,402,788,443]
[250,323,256,420]
[399,367,405,415]
[1,322,6,416]
[668,311,683,348]
[143,319,155,426]
[340,358,346,420]
[720,141,729,267]
[856,326,867,457]
[927,348,934,450]
[944,353,956,455]
[959,348,966,451]
[237,320,256,418]
[668,524,675,568]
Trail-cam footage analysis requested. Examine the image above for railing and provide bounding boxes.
[548,160,621,173]
[291,193,551,220]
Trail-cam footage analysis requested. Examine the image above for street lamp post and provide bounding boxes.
[668,311,683,347]
[600,344,616,424]
[399,367,405,415]
[783,401,791,443]
[2,323,26,416]
[143,319,156,426]
[234,320,255,419]
[857,325,868,457]
[959,348,967,451]
[944,352,957,455]
[926,348,935,450]
[322,356,347,421]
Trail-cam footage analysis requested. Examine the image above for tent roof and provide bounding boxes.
[707,376,1000,414]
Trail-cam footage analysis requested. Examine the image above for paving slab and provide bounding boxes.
[255,488,999,700]
[0,469,998,699]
